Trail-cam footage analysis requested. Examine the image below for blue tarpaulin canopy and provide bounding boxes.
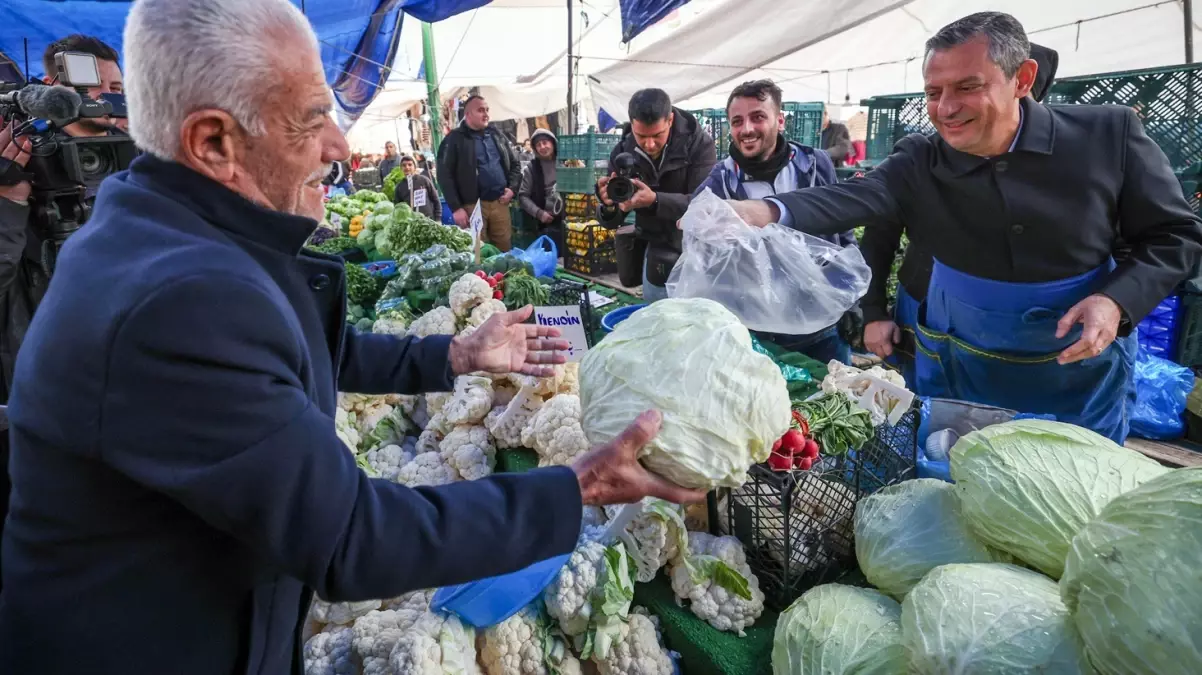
[619,0,692,42]
[0,0,488,126]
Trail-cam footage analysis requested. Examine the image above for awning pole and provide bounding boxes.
[1186,0,1195,63]
[421,21,443,153]
[567,0,575,134]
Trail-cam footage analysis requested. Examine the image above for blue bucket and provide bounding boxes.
[601,304,647,333]
[430,552,571,628]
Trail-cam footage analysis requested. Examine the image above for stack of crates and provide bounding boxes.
[689,103,825,160]
[861,63,1202,369]
[557,132,620,275]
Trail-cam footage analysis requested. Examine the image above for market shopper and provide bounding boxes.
[393,154,440,219]
[694,79,857,364]
[0,1,704,673]
[378,140,401,179]
[820,109,853,168]
[726,11,1202,444]
[864,40,1062,388]
[597,88,716,300]
[438,95,521,250]
[519,128,566,253]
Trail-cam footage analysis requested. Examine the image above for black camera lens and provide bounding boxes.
[608,176,635,204]
[77,145,113,179]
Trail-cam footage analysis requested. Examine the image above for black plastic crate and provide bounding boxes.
[545,278,596,347]
[713,404,919,611]
[563,222,617,277]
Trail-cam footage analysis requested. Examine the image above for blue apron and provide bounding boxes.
[914,259,1137,444]
[886,284,920,389]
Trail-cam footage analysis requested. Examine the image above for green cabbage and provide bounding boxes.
[950,419,1169,578]
[1060,467,1202,675]
[579,298,791,489]
[772,584,906,675]
[902,563,1091,674]
[854,479,1004,599]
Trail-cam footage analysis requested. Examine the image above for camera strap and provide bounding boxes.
[0,158,33,187]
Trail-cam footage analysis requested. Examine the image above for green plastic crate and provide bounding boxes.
[782,102,825,150]
[558,166,607,194]
[690,108,731,158]
[557,132,617,168]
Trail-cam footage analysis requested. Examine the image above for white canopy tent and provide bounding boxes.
[347,0,1201,145]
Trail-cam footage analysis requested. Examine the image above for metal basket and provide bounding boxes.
[714,404,919,611]
[544,278,596,346]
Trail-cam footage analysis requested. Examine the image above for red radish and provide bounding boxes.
[475,270,487,279]
[485,277,497,288]
[781,429,806,454]
[772,437,783,453]
[794,456,814,471]
[493,290,504,300]
[493,273,505,283]
[802,439,820,459]
[767,452,792,471]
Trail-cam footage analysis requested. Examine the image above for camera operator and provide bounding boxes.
[39,35,125,136]
[596,89,716,301]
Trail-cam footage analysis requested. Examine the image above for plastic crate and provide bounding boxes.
[563,221,617,276]
[557,132,616,167]
[563,193,597,221]
[862,93,933,161]
[782,102,825,150]
[714,405,919,611]
[689,108,730,158]
[545,277,597,347]
[557,166,607,194]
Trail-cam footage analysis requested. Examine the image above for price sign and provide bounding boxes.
[412,187,427,208]
[534,305,590,362]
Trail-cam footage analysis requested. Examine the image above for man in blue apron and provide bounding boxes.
[725,12,1202,444]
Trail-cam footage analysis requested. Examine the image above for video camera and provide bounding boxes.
[605,152,640,204]
[0,51,137,270]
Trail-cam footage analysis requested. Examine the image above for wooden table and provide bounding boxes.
[1125,438,1202,468]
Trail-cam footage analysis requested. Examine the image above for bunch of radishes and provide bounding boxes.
[767,410,822,472]
[473,269,506,301]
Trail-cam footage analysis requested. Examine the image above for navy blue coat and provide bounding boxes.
[0,155,583,674]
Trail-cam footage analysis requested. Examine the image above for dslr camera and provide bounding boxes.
[0,51,137,268]
[602,152,639,204]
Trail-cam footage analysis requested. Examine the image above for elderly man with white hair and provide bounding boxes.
[0,1,702,673]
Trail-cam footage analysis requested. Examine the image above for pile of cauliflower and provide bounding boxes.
[312,273,768,674]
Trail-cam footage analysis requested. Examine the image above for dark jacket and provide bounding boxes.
[774,97,1202,329]
[437,121,521,212]
[393,171,440,220]
[0,199,48,403]
[0,155,583,675]
[377,155,400,180]
[820,122,853,167]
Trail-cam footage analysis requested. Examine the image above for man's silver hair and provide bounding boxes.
[925,12,1030,78]
[123,0,319,159]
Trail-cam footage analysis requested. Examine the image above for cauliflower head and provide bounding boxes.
[669,532,764,636]
[362,444,415,482]
[303,625,357,675]
[372,317,410,336]
[335,407,362,454]
[450,274,493,317]
[352,609,423,675]
[439,424,496,481]
[523,395,588,467]
[469,298,508,328]
[443,376,495,426]
[544,541,637,660]
[480,604,582,675]
[609,500,687,583]
[594,612,674,675]
[485,387,544,449]
[396,452,457,487]
[310,597,383,626]
[387,613,480,675]
[409,307,457,338]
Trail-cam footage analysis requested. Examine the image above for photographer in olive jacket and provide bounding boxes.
[597,89,716,300]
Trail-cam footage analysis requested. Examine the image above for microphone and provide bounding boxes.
[0,84,82,127]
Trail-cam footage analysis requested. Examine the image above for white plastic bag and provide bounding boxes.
[666,189,870,334]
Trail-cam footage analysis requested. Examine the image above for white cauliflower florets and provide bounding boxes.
[544,540,607,638]
[387,612,480,675]
[425,392,452,415]
[409,307,457,338]
[450,274,493,317]
[439,424,496,481]
[594,612,674,675]
[557,363,580,396]
[607,500,686,583]
[415,410,452,455]
[669,532,764,636]
[362,444,415,483]
[443,376,494,426]
[352,609,424,675]
[480,604,582,675]
[469,298,508,327]
[372,317,410,336]
[485,386,545,449]
[303,624,358,675]
[523,394,588,467]
[310,597,383,626]
[396,452,457,487]
[335,407,361,453]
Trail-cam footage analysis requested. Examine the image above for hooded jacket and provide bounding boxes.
[519,128,563,223]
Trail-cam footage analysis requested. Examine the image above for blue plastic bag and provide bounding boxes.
[512,235,558,279]
[1129,349,1193,440]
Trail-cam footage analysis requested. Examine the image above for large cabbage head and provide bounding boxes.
[1060,467,1202,675]
[902,563,1091,674]
[950,419,1169,578]
[772,584,906,675]
[580,298,791,489]
[854,478,1004,599]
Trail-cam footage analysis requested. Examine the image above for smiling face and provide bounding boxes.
[728,95,784,161]
[923,35,1035,156]
[401,157,416,176]
[534,137,555,160]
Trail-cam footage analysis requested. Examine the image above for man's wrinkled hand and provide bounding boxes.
[727,199,777,228]
[452,208,469,229]
[864,320,901,359]
[1056,294,1122,365]
[449,305,570,376]
[572,410,708,506]
[618,178,656,212]
[0,121,33,203]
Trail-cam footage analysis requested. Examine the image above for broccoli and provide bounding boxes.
[344,262,381,307]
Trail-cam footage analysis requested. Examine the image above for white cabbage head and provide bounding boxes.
[950,419,1169,578]
[772,584,906,675]
[580,298,791,490]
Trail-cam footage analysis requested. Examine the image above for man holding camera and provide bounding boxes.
[597,89,716,301]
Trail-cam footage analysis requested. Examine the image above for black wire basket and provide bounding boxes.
[713,403,920,611]
[542,278,596,347]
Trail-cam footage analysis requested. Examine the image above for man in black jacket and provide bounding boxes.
[727,12,1202,444]
[597,89,716,300]
[437,95,521,251]
[820,110,852,167]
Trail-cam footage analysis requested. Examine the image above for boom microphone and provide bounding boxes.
[0,84,83,127]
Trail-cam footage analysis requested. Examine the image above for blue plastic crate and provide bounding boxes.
[1138,293,1184,359]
